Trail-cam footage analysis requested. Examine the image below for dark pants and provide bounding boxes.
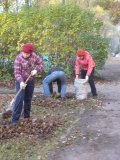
[12,80,34,123]
[49,79,61,94]
[81,69,97,96]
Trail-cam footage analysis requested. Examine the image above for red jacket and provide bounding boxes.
[75,51,96,76]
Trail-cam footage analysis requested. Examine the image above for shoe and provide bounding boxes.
[92,95,98,99]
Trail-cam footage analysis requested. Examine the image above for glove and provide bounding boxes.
[31,69,37,76]
[76,75,79,79]
[85,76,89,82]
[20,82,26,90]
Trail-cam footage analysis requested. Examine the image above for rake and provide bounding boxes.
[0,74,32,119]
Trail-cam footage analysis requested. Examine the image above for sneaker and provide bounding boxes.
[92,95,98,99]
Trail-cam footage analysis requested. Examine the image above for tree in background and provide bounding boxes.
[25,0,29,7]
[0,1,109,79]
[93,0,116,10]
[33,0,50,7]
[111,1,120,24]
[2,0,9,12]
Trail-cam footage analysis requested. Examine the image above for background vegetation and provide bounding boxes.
[0,0,120,80]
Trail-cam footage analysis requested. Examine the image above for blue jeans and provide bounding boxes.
[49,79,61,94]
[43,71,66,98]
[12,80,34,123]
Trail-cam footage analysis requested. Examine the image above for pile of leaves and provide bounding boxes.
[0,92,74,118]
[0,94,14,113]
[0,92,102,141]
[0,79,15,88]
[0,116,63,140]
[32,92,75,108]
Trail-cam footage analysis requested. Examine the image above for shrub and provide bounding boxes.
[0,4,108,79]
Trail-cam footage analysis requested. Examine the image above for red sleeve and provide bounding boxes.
[75,56,80,75]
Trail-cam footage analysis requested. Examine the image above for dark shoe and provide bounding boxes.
[92,95,98,99]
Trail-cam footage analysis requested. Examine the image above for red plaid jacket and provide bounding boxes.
[14,52,44,82]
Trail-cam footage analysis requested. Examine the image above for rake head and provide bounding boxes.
[2,99,14,119]
[2,110,12,119]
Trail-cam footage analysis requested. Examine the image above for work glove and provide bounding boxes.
[20,82,26,90]
[85,76,89,82]
[76,75,79,79]
[31,69,37,76]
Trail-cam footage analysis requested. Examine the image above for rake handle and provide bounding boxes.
[1,73,35,117]
[13,74,32,100]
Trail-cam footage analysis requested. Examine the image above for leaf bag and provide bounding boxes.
[74,78,88,100]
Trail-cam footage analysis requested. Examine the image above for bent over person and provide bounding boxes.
[43,66,66,101]
[12,43,44,124]
[75,49,97,98]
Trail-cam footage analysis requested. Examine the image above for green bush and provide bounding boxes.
[0,4,108,79]
[0,57,13,80]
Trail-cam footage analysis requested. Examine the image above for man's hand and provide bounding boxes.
[31,69,37,76]
[20,82,26,89]
[85,76,89,81]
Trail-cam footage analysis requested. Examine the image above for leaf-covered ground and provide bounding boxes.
[0,79,15,89]
[0,92,102,160]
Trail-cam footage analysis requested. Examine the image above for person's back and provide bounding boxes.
[43,66,66,101]
[46,66,63,76]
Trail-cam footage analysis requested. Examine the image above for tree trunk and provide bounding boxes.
[25,0,29,7]
[15,0,18,12]
[2,0,9,12]
[62,0,65,4]
[34,0,50,7]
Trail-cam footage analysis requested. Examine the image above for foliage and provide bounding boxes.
[0,4,108,79]
[1,0,15,12]
[0,56,13,80]
[0,12,19,56]
[92,5,105,19]
[93,0,116,10]
[77,32,108,69]
[110,1,120,24]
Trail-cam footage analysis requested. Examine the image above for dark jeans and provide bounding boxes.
[12,80,34,123]
[81,69,97,96]
[49,79,61,94]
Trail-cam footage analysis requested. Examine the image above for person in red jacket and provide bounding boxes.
[75,49,97,98]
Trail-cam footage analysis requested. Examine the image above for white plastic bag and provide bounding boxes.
[74,78,88,100]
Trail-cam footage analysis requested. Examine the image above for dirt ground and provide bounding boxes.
[46,56,120,160]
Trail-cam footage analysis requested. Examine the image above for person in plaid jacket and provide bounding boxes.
[12,43,44,124]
